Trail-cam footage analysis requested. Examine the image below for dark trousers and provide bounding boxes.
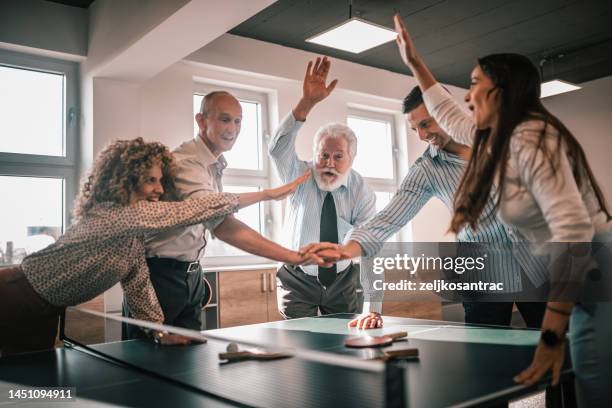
[462,271,548,328]
[122,258,207,339]
[276,263,360,319]
[462,301,546,328]
[0,266,63,357]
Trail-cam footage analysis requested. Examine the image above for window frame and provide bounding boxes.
[0,49,79,167]
[347,107,411,242]
[0,50,79,264]
[347,107,399,190]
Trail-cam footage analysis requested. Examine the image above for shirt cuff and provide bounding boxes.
[350,228,383,257]
[362,301,382,314]
[422,83,450,113]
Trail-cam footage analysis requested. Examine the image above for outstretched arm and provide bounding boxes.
[236,171,310,209]
[214,216,338,267]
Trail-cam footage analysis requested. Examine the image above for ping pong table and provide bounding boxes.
[0,313,574,407]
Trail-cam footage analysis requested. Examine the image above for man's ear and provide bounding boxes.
[195,113,207,135]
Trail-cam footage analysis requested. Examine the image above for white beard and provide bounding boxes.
[313,168,350,192]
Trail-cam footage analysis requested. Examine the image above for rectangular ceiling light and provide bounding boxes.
[306,17,397,54]
[540,79,581,98]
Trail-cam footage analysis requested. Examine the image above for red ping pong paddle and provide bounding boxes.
[344,331,408,348]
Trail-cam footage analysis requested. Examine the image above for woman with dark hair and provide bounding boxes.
[393,14,611,406]
[0,137,326,356]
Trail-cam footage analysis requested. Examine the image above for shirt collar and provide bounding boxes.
[195,135,227,170]
[427,145,465,164]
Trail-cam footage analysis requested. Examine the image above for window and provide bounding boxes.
[348,115,394,180]
[0,50,78,266]
[0,176,64,265]
[193,85,273,265]
[0,66,65,156]
[224,185,263,233]
[348,109,411,242]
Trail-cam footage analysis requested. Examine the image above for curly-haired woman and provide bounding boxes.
[0,137,321,356]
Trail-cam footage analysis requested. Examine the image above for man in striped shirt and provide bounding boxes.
[269,57,381,329]
[343,86,547,327]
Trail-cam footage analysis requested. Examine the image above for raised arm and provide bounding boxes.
[268,57,338,183]
[292,56,338,121]
[394,14,476,145]
[393,14,437,93]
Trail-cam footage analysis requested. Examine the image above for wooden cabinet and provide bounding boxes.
[62,294,106,345]
[218,268,281,328]
[266,269,283,322]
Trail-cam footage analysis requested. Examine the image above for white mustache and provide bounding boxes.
[319,168,340,176]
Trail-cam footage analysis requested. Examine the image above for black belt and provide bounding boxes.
[291,261,353,275]
[146,257,201,273]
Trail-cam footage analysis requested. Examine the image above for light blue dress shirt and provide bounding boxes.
[269,113,379,312]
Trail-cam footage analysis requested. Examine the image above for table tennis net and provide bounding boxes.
[60,307,407,408]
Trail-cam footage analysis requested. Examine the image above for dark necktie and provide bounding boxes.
[318,192,338,286]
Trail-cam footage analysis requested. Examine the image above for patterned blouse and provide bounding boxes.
[21,193,239,323]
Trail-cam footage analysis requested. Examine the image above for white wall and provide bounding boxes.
[80,0,277,184]
[85,0,190,76]
[90,34,465,245]
[0,0,88,58]
[543,75,612,205]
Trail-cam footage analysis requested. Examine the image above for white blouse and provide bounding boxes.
[422,83,610,246]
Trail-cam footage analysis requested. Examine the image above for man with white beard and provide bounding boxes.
[268,57,381,328]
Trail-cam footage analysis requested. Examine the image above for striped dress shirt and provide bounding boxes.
[269,113,379,312]
[350,145,549,292]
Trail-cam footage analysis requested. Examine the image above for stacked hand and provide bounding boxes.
[296,242,384,329]
[296,242,352,267]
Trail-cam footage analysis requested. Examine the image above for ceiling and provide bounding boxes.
[46,0,94,8]
[230,0,612,88]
